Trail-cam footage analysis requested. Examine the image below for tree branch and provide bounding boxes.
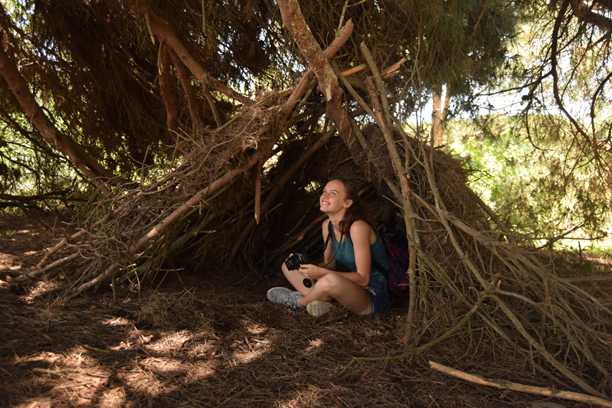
[430,361,612,408]
[569,0,612,31]
[135,2,252,105]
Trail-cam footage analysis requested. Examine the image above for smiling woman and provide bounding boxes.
[266,178,391,317]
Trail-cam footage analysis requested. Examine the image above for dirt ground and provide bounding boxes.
[0,214,601,407]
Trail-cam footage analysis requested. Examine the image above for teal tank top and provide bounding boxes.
[328,223,389,284]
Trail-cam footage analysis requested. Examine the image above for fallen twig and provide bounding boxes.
[429,360,612,408]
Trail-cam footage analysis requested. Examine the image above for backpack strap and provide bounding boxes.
[321,220,340,269]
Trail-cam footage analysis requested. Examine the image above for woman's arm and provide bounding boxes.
[345,220,372,287]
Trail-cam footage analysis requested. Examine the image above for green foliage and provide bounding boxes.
[0,116,78,206]
[448,114,611,253]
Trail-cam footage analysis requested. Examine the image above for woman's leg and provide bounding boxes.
[299,272,372,315]
[281,262,312,295]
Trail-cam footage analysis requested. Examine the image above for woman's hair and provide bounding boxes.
[331,177,371,237]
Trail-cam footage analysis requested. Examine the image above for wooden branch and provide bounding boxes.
[280,19,354,118]
[569,0,612,31]
[31,253,80,279]
[169,50,203,135]
[337,75,398,190]
[340,57,407,79]
[130,154,261,253]
[35,229,86,269]
[360,42,421,343]
[277,0,391,189]
[359,43,393,123]
[137,3,252,105]
[364,74,419,343]
[203,89,222,128]
[70,153,264,298]
[157,42,178,132]
[418,143,602,396]
[229,126,334,258]
[429,361,612,408]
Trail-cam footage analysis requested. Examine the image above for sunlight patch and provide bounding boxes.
[182,363,216,382]
[101,316,130,326]
[230,335,272,365]
[63,345,101,367]
[118,357,185,396]
[139,356,184,374]
[119,366,175,397]
[305,338,324,354]
[14,397,52,408]
[144,330,192,353]
[21,280,60,303]
[275,385,324,407]
[186,338,216,358]
[21,348,110,406]
[13,351,61,366]
[98,386,127,408]
[231,347,268,365]
[243,320,268,335]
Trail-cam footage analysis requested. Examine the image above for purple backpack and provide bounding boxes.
[378,224,410,307]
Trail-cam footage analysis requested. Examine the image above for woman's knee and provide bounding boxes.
[315,273,344,294]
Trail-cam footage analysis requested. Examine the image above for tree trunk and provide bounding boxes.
[158,42,178,134]
[0,45,112,181]
[431,84,451,147]
[169,50,204,136]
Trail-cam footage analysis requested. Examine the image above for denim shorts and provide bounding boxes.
[367,273,391,314]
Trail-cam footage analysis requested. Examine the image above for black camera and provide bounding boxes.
[285,253,313,288]
[285,252,306,271]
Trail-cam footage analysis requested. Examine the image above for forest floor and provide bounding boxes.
[0,214,606,408]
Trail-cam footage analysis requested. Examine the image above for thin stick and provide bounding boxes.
[35,229,86,269]
[429,361,612,408]
[340,57,406,78]
[361,52,419,343]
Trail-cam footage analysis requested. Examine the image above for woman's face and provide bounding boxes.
[320,180,352,214]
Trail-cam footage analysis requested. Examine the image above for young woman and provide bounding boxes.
[267,178,391,317]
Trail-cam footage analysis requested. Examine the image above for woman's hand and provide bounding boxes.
[299,264,327,279]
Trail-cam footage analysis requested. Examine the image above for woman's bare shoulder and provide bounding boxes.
[349,220,372,235]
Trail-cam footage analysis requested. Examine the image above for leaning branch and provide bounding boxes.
[277,0,392,188]
[69,153,262,298]
[430,361,612,408]
[136,2,252,105]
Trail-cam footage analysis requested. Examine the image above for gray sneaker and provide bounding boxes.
[266,287,303,309]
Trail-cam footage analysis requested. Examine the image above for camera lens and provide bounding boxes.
[303,278,313,288]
